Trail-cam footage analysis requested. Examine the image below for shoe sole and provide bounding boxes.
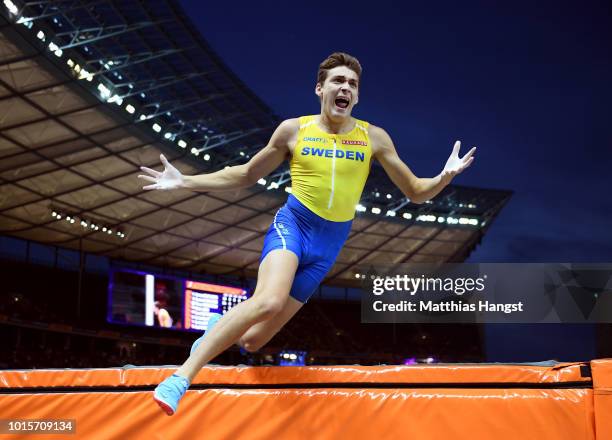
[153,393,176,416]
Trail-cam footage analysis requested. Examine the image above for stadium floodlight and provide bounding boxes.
[97,83,111,100]
[438,217,445,223]
[459,217,470,225]
[371,207,381,215]
[257,178,266,186]
[4,0,18,15]
[356,204,366,212]
[355,274,360,279]
[468,219,478,226]
[17,17,33,29]
[152,123,162,133]
[417,214,436,222]
[203,153,210,161]
[102,227,107,232]
[51,211,57,217]
[107,94,123,105]
[386,193,392,199]
[164,132,172,139]
[48,41,62,57]
[178,140,187,148]
[79,69,93,81]
[190,147,199,156]
[375,192,380,197]
[125,104,135,114]
[386,210,396,217]
[139,114,146,121]
[402,212,412,220]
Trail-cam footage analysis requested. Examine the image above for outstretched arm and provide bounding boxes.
[371,125,476,204]
[138,119,297,192]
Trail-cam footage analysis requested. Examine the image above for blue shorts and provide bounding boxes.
[260,195,352,303]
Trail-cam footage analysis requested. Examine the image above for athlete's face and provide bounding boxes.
[316,66,359,120]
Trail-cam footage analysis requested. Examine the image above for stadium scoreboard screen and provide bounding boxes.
[108,268,248,332]
[184,280,247,331]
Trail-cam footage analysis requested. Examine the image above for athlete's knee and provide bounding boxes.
[238,335,266,353]
[251,296,285,320]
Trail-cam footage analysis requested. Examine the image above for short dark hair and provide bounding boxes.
[317,52,362,85]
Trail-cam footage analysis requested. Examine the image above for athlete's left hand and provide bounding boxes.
[441,141,476,183]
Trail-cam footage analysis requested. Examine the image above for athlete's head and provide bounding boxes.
[316,52,361,120]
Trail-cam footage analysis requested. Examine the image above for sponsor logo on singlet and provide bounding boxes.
[303,137,326,143]
[301,147,365,162]
[341,140,368,146]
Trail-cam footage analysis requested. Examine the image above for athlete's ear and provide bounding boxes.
[315,82,322,98]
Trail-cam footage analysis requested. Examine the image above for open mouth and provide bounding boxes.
[335,96,350,109]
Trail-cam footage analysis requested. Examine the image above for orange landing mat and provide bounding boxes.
[1,359,611,439]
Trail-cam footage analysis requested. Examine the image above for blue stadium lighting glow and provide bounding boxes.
[278,350,307,366]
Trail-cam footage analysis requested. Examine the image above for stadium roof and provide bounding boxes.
[0,1,512,286]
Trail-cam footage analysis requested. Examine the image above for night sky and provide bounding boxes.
[181,0,612,263]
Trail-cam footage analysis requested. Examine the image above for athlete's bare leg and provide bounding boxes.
[175,249,298,382]
[238,295,304,352]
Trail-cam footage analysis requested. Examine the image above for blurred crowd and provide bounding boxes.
[0,263,484,370]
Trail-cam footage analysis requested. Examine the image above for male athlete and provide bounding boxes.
[138,53,476,415]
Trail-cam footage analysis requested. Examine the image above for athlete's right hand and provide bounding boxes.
[138,154,185,190]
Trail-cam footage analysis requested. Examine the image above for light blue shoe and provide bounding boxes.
[153,374,190,416]
[190,313,222,355]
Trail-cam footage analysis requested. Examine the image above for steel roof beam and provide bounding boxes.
[19,1,107,24]
[56,21,169,50]
[115,72,207,97]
